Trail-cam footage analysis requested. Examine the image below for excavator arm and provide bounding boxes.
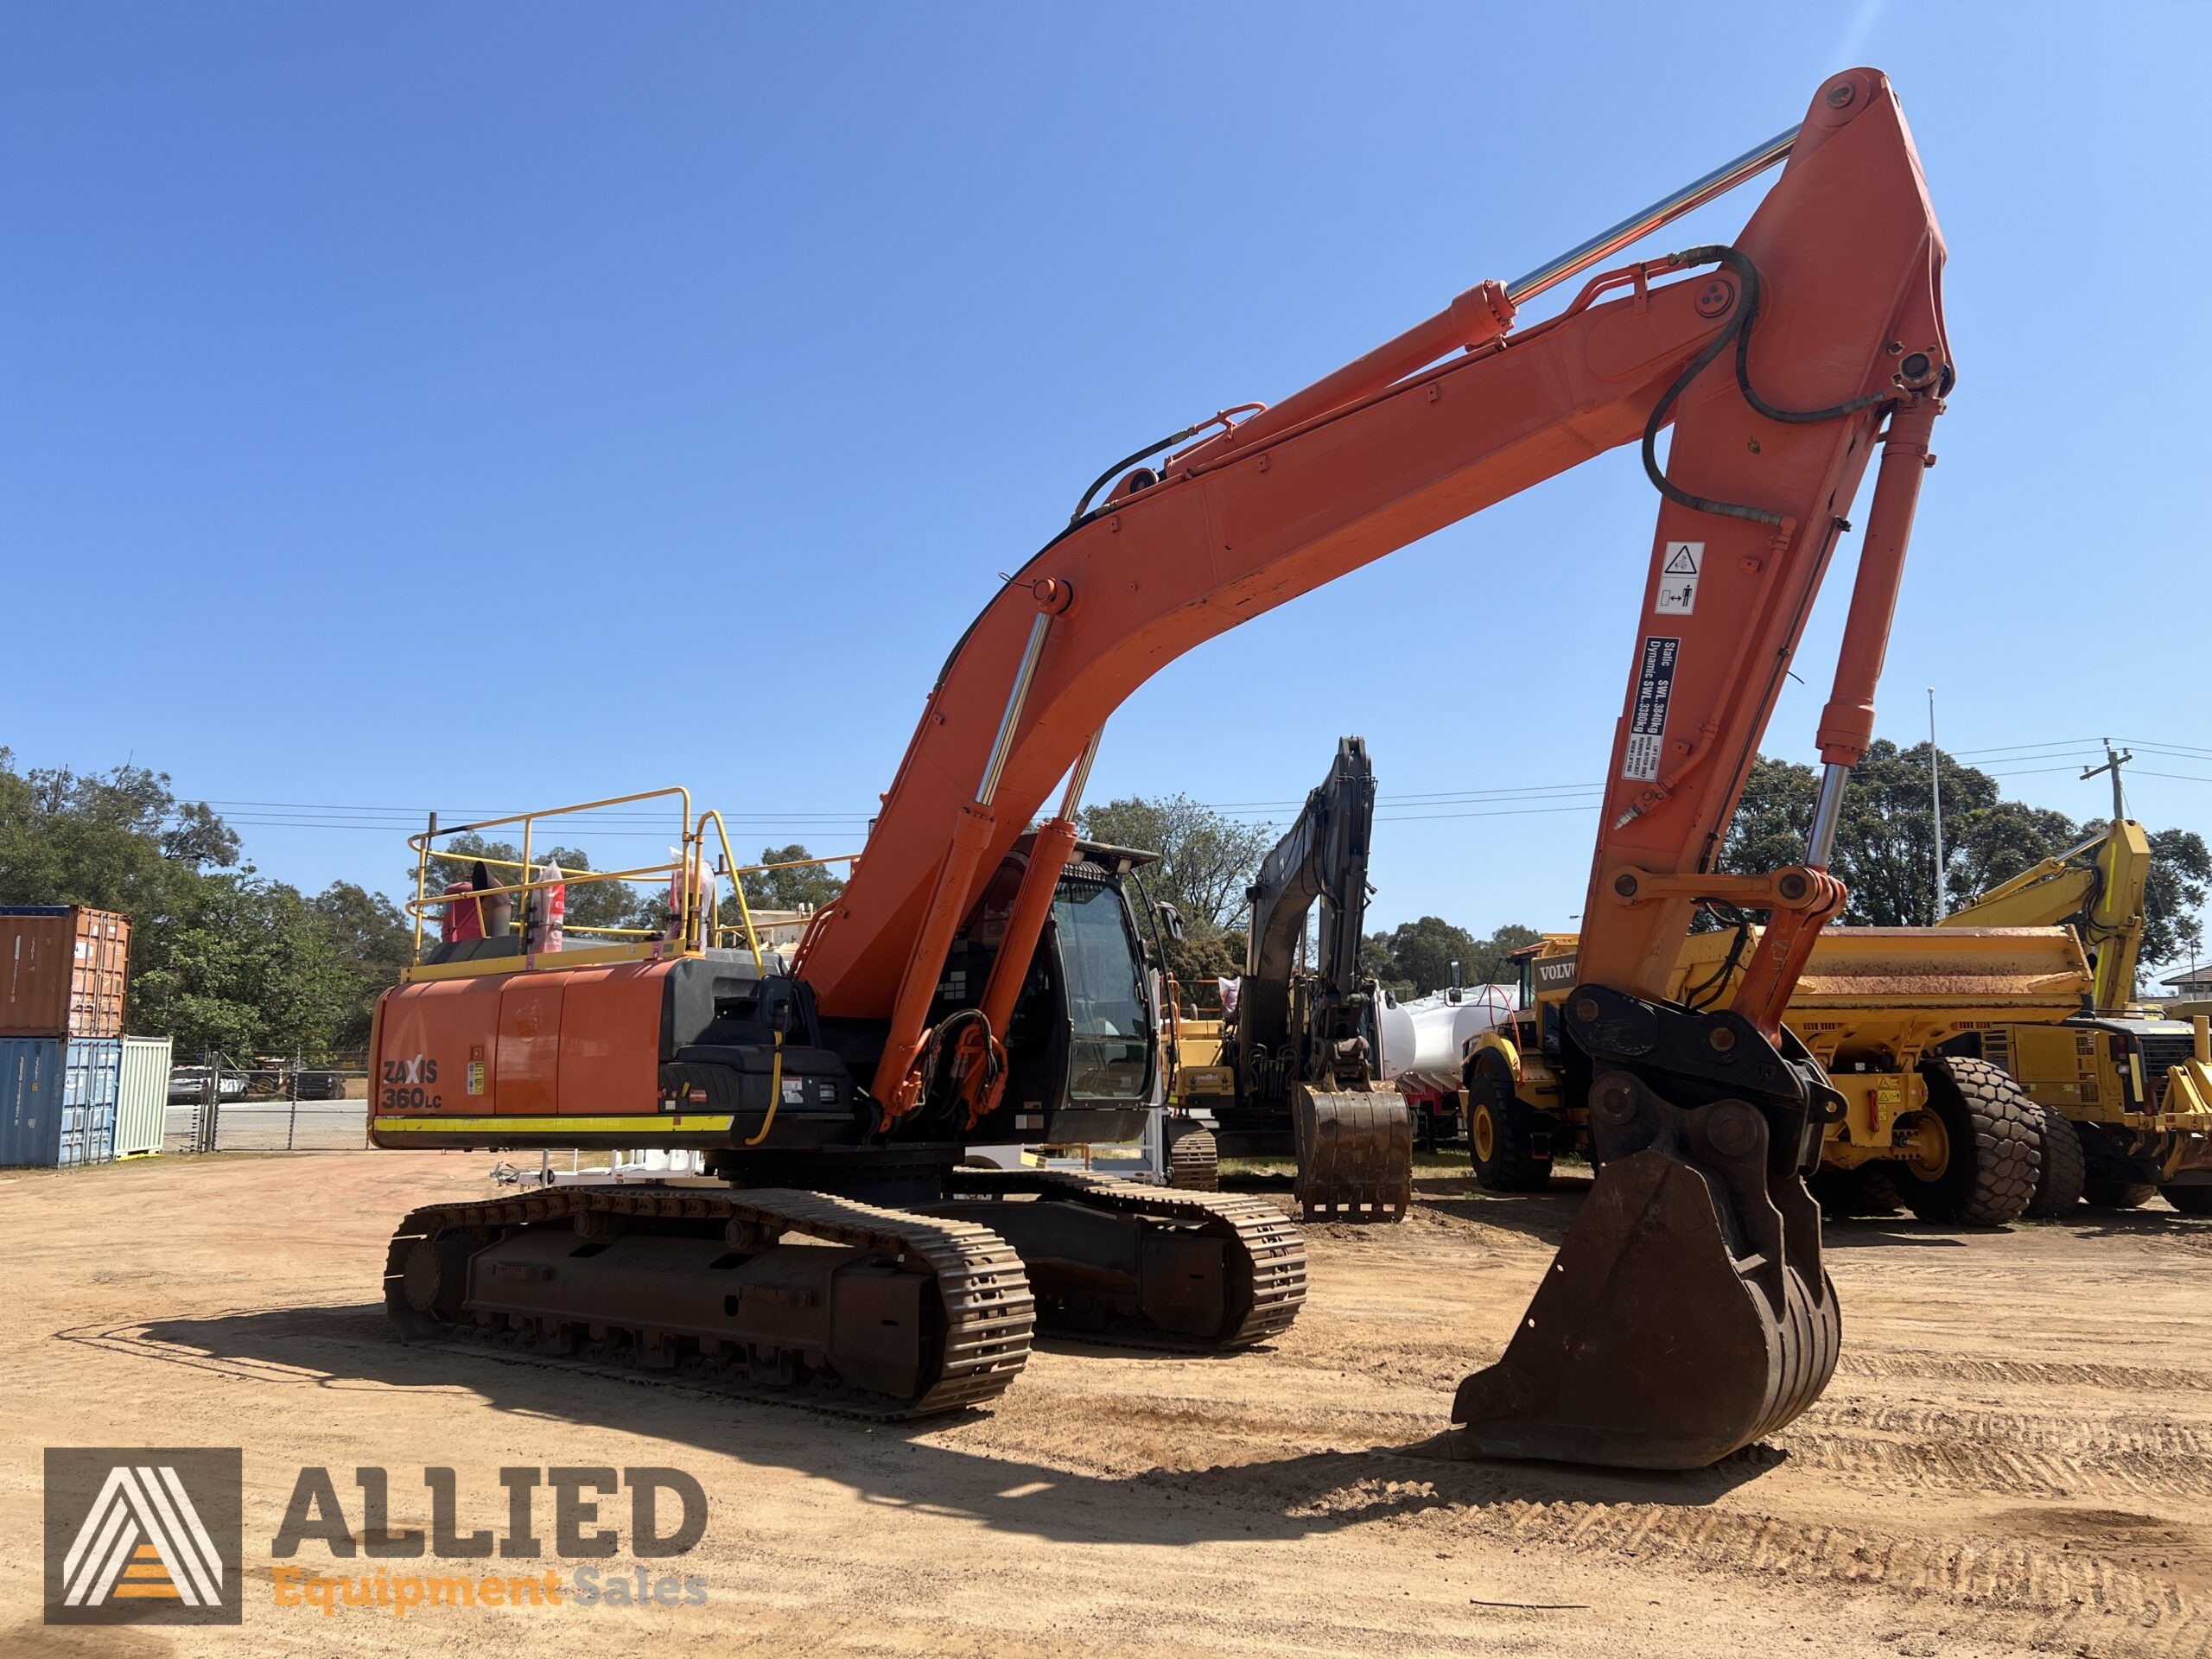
[1229,735,1408,1217]
[1943,822,2154,1012]
[1239,735,1377,1083]
[798,67,1950,1467]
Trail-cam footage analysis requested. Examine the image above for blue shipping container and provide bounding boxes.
[0,1036,121,1167]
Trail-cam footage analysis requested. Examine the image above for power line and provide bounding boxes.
[167,732,2212,842]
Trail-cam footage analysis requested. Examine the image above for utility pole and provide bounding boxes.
[2082,738,2133,823]
[1928,687,1944,924]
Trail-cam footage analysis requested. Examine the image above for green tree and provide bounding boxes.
[739,844,847,912]
[1362,918,1541,998]
[1083,794,1277,1001]
[1158,929,1247,1011]
[2114,823,2209,970]
[1081,795,1274,935]
[309,881,416,1052]
[1368,916,1478,997]
[0,753,247,1035]
[132,874,357,1060]
[0,751,435,1060]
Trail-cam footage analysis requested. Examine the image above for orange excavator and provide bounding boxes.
[371,67,1950,1469]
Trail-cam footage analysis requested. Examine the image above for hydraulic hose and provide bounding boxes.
[744,1030,785,1147]
[1641,245,1896,525]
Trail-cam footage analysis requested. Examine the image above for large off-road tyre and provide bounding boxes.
[1894,1056,2039,1227]
[1465,1055,1553,1193]
[2082,1176,2158,1210]
[1810,1162,1905,1218]
[2024,1103,2088,1218]
[2162,1184,2212,1216]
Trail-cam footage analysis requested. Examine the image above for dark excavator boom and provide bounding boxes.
[1224,737,1412,1217]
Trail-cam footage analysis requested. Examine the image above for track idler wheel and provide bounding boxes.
[1431,990,1842,1470]
[1292,1083,1412,1220]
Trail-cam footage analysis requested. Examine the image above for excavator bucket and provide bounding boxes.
[1431,1144,1839,1469]
[1433,1141,1831,1478]
[1292,1084,1413,1219]
[1425,988,1843,1472]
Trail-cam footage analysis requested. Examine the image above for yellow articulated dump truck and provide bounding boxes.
[1465,926,2088,1226]
[1936,822,2212,1215]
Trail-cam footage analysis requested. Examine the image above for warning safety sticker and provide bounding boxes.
[1624,636,1679,781]
[1655,541,1702,615]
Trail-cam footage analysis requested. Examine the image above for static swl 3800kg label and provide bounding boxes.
[1624,636,1679,782]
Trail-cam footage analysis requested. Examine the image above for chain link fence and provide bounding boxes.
[163,1058,370,1152]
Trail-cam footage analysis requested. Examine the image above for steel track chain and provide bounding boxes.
[944,1167,1308,1348]
[383,1183,1033,1419]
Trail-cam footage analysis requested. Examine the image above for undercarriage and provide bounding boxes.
[385,1166,1307,1417]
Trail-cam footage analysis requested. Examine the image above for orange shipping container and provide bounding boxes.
[0,907,131,1039]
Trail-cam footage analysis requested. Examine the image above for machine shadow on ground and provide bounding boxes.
[92,1306,1780,1548]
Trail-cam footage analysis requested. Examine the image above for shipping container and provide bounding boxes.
[0,1036,122,1167]
[0,906,131,1038]
[60,1039,119,1165]
[116,1035,171,1157]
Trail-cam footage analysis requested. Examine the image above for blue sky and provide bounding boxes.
[5,4,2209,954]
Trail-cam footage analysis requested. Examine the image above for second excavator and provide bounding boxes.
[366,67,1953,1470]
[1183,736,1414,1219]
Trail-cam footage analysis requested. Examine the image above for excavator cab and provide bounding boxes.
[930,835,1162,1150]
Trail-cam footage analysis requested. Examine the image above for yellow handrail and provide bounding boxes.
[404,859,682,915]
[409,786,694,965]
[404,786,693,853]
[403,786,861,975]
[699,810,763,971]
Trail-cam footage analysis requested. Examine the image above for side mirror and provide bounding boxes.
[1155,901,1185,943]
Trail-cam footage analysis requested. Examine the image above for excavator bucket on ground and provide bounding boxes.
[1432,1148,1837,1467]
[1293,1084,1413,1219]
[1424,991,1840,1469]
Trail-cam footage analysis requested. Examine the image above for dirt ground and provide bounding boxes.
[5,1151,2211,1659]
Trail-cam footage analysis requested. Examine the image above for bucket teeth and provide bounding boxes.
[1293,1085,1413,1219]
[1436,1149,1840,1470]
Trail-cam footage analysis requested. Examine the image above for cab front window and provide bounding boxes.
[1054,878,1152,1101]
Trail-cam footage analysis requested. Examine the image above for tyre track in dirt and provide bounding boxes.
[1834,1351,2212,1393]
[972,1374,2212,1652]
[1129,1458,2212,1659]
[1783,1400,2212,1499]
